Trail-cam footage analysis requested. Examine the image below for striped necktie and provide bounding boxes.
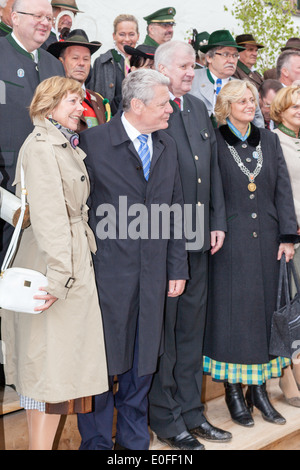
[173,97,181,110]
[137,134,151,181]
[216,78,222,95]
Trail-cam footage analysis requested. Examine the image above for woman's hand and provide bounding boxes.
[33,287,58,312]
[277,243,295,262]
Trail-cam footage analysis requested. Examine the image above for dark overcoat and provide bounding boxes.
[204,124,299,365]
[79,113,189,377]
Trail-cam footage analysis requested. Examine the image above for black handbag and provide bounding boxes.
[269,254,300,359]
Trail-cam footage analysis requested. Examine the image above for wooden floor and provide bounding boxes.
[1,378,300,450]
[150,379,300,451]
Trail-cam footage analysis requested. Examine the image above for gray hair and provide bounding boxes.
[277,50,300,79]
[155,40,195,70]
[122,69,170,112]
[12,0,23,11]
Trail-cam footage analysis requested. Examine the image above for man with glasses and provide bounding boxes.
[143,7,176,48]
[0,0,64,264]
[190,30,264,128]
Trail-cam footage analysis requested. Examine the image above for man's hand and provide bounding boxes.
[210,230,225,255]
[168,279,186,297]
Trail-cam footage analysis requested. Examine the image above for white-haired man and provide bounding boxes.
[77,69,188,451]
[148,40,231,451]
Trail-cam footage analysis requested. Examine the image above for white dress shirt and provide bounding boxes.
[12,32,38,62]
[121,112,153,160]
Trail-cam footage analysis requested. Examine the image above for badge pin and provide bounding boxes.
[17,69,25,78]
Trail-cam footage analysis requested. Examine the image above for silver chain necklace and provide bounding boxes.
[226,141,263,192]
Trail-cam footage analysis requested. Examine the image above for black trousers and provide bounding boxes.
[149,251,208,438]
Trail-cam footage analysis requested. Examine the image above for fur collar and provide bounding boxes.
[218,123,261,147]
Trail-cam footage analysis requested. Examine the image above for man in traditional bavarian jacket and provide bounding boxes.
[0,0,64,263]
[143,7,176,48]
[233,34,264,90]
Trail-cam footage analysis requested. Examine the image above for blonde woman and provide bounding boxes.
[203,80,299,427]
[1,76,108,450]
[88,14,140,114]
[271,85,300,407]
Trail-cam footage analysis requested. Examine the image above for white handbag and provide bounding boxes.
[0,155,48,314]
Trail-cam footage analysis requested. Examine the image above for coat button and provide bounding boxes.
[249,194,255,200]
[62,143,67,148]
[253,232,258,238]
[109,83,114,88]
[198,178,201,183]
[251,213,257,219]
[195,155,199,161]
[81,175,86,182]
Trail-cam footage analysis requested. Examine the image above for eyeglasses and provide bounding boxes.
[17,11,53,23]
[214,52,240,59]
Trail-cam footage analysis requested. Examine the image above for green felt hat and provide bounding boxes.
[199,29,245,53]
[191,30,210,52]
[143,7,176,24]
[51,0,83,13]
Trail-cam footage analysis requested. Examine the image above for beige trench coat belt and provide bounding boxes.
[69,212,97,255]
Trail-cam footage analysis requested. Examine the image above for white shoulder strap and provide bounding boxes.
[1,137,32,273]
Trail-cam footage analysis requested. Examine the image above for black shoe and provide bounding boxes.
[245,384,286,425]
[158,430,205,450]
[224,382,254,427]
[190,420,232,442]
[114,442,129,450]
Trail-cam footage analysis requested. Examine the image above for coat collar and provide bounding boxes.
[108,112,167,175]
[219,123,261,146]
[33,117,86,160]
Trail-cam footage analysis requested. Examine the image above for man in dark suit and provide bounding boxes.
[0,0,64,264]
[77,69,189,450]
[148,40,231,451]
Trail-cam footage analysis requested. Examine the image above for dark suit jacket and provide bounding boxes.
[79,113,189,376]
[166,94,227,252]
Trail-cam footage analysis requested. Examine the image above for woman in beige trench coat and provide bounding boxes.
[1,77,108,450]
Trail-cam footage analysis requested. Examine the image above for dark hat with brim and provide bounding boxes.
[199,29,245,53]
[51,0,83,13]
[281,37,300,51]
[124,44,156,59]
[236,34,264,49]
[47,29,101,58]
